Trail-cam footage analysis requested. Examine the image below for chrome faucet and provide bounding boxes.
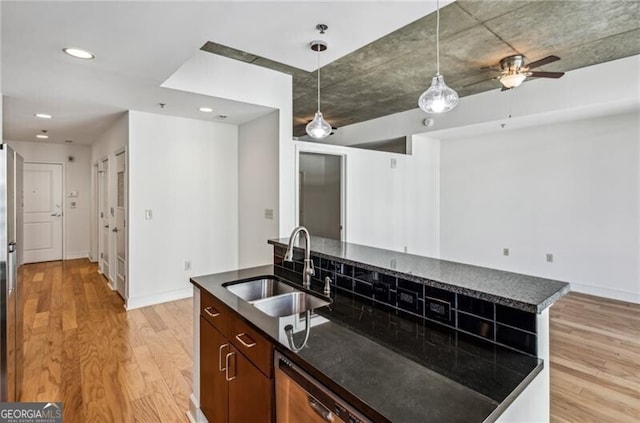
[284,226,315,288]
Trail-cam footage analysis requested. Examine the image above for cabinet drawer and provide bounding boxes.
[229,315,273,378]
[201,290,228,334]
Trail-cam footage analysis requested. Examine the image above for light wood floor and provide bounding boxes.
[550,292,640,422]
[20,259,193,422]
[20,259,640,422]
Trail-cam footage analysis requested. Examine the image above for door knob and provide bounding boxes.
[112,227,118,233]
[50,213,61,217]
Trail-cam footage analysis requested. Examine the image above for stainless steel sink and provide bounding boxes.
[253,292,330,318]
[224,278,297,302]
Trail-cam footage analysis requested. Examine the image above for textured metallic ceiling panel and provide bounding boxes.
[202,0,640,137]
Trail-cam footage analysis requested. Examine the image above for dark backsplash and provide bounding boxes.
[273,246,538,356]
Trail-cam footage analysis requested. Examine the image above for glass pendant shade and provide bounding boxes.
[499,73,527,89]
[306,111,332,139]
[418,74,459,114]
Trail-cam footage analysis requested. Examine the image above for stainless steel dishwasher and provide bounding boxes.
[275,352,371,423]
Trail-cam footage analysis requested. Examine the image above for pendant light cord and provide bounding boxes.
[316,45,321,113]
[436,0,440,75]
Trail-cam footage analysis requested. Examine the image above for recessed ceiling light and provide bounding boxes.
[36,134,49,139]
[63,47,95,60]
[35,113,52,119]
[199,107,214,113]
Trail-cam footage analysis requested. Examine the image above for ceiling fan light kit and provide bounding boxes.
[499,72,527,89]
[418,0,459,114]
[305,27,332,140]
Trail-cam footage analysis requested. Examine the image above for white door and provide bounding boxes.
[23,163,63,263]
[115,151,127,299]
[99,158,110,278]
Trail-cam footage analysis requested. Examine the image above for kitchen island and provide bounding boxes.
[188,238,569,422]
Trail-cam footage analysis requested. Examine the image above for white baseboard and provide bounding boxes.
[64,251,89,260]
[125,287,193,310]
[187,393,208,423]
[570,282,640,304]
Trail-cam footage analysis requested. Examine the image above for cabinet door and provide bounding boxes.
[228,346,273,423]
[200,317,229,423]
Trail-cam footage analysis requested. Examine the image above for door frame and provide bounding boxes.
[114,147,128,300]
[91,161,99,262]
[23,161,66,261]
[97,155,112,286]
[294,144,347,241]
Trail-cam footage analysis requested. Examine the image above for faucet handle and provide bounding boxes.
[305,258,315,276]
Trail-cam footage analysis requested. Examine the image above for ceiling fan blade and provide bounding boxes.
[528,71,565,78]
[463,76,498,88]
[526,55,560,69]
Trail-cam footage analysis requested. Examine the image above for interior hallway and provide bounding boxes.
[20,260,640,422]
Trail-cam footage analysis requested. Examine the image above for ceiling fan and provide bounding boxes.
[473,55,565,90]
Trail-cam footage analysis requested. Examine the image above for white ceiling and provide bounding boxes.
[1,1,444,145]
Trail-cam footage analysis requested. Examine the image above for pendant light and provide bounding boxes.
[306,25,331,139]
[418,0,459,114]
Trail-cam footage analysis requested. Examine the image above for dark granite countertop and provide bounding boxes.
[269,237,570,313]
[191,265,543,423]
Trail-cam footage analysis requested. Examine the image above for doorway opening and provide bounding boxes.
[298,152,344,241]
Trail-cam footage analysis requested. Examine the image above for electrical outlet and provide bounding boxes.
[546,253,554,263]
[390,158,397,169]
[184,260,192,271]
[503,248,509,256]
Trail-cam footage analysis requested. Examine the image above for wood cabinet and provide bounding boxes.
[200,317,228,423]
[200,290,274,423]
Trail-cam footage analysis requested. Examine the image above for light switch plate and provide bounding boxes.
[145,210,153,220]
[503,248,509,256]
[264,209,274,220]
[546,253,554,263]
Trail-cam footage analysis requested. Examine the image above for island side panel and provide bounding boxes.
[188,287,209,423]
[495,309,550,422]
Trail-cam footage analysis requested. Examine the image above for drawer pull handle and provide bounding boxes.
[225,352,236,381]
[218,343,229,372]
[235,333,256,348]
[204,306,220,318]
[308,396,333,422]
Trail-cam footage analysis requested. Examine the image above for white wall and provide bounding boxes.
[8,140,91,259]
[91,113,128,163]
[161,51,294,237]
[127,111,239,309]
[238,111,279,268]
[439,111,640,303]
